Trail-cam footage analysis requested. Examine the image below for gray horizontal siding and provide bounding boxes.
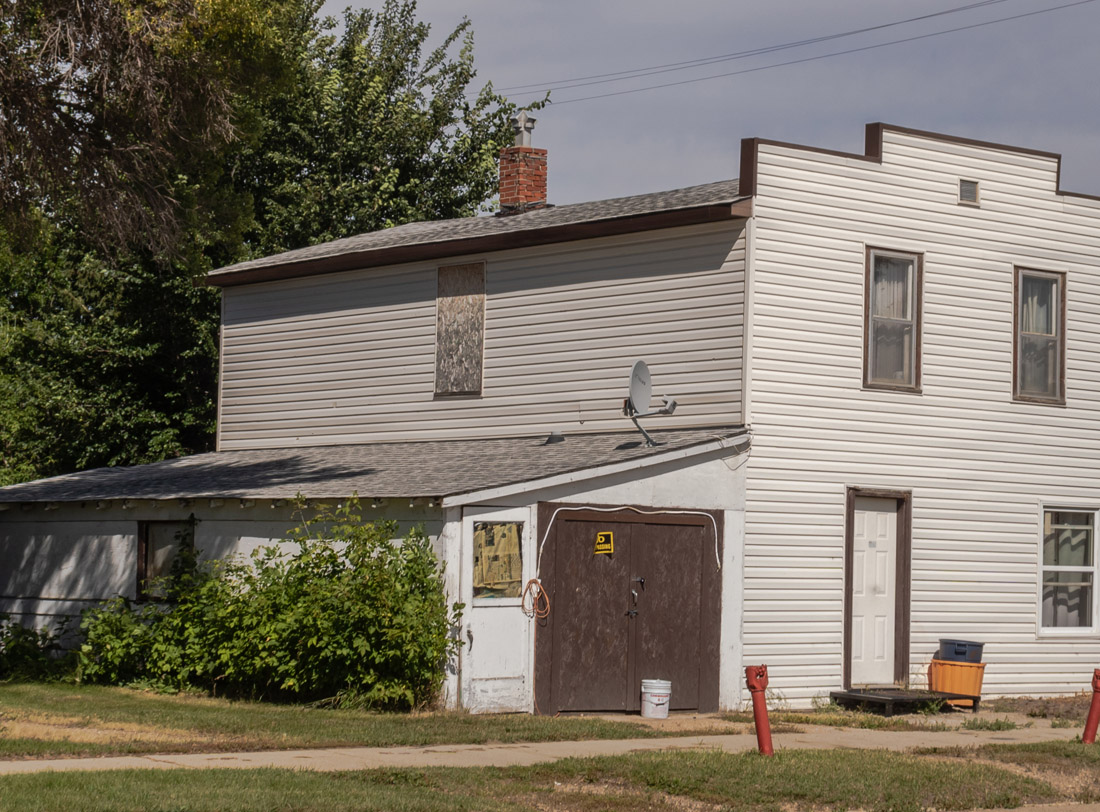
[219,223,745,449]
[744,130,1100,703]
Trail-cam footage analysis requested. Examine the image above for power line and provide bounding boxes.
[537,0,1096,106]
[497,0,1012,95]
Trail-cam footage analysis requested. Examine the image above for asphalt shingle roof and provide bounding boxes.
[208,179,743,282]
[0,427,746,504]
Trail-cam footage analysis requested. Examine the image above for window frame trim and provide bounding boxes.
[1036,502,1099,637]
[1013,266,1067,405]
[863,246,924,393]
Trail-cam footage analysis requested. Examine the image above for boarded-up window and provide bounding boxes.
[473,521,522,598]
[436,263,485,395]
[138,520,194,600]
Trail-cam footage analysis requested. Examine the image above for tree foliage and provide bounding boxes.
[0,0,520,484]
[78,501,461,708]
[238,1,514,254]
[0,0,286,252]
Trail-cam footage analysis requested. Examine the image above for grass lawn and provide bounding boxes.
[917,740,1100,804]
[0,749,1061,812]
[0,683,729,759]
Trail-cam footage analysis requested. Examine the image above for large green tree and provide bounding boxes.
[0,0,520,486]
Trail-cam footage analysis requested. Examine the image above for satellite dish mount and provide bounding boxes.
[622,360,677,446]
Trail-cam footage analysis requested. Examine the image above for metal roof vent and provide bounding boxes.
[959,179,980,206]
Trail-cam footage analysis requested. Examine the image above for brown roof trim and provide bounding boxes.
[208,200,750,288]
[738,122,1099,203]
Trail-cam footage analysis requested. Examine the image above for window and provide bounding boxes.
[472,521,522,598]
[1041,510,1095,631]
[137,520,194,600]
[1015,268,1065,403]
[435,262,485,396]
[864,248,922,391]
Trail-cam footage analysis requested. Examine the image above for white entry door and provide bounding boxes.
[850,497,898,686]
[459,506,533,712]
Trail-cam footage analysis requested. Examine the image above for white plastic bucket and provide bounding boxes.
[640,679,672,719]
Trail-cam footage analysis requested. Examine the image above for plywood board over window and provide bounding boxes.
[435,263,485,396]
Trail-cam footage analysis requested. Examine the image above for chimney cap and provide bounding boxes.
[511,111,536,147]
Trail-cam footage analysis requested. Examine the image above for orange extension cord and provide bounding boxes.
[521,578,551,715]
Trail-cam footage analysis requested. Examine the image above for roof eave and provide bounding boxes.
[206,198,752,288]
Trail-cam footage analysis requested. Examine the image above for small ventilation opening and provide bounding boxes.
[959,179,980,206]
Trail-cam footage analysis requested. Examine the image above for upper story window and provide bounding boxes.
[1015,268,1065,404]
[864,248,922,391]
[435,262,485,396]
[1041,509,1095,632]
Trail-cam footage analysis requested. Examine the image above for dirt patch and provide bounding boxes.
[0,711,219,746]
[579,713,747,735]
[985,693,1094,721]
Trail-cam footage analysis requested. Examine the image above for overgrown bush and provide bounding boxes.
[0,613,66,680]
[78,499,462,707]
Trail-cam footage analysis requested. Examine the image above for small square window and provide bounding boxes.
[864,248,922,391]
[1014,268,1065,404]
[472,521,522,598]
[138,520,194,600]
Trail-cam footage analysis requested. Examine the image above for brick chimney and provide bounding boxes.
[498,111,547,215]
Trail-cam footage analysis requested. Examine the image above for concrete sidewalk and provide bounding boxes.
[0,720,1086,775]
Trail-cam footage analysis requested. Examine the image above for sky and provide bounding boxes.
[322,0,1100,206]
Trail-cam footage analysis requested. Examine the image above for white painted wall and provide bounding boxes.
[743,128,1100,706]
[218,222,745,450]
[0,501,444,633]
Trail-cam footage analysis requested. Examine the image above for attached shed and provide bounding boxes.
[0,426,748,712]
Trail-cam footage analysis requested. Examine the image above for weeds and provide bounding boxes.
[962,717,1019,731]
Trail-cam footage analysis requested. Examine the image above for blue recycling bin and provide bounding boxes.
[937,639,984,663]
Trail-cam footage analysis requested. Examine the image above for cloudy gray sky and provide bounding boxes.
[325,0,1099,205]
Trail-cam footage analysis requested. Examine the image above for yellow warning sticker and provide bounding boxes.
[594,531,614,555]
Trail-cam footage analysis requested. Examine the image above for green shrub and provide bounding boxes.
[78,499,462,708]
[0,613,66,680]
[77,598,161,685]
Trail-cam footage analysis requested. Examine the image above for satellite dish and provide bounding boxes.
[628,360,652,416]
[622,360,677,446]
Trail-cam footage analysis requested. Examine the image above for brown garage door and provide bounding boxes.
[534,504,722,714]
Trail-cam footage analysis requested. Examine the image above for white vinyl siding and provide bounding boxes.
[744,130,1100,704]
[218,223,745,449]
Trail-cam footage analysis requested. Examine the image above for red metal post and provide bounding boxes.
[1083,669,1100,744]
[745,664,774,756]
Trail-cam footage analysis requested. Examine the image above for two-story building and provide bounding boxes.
[3,121,1099,712]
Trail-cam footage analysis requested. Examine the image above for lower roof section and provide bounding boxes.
[0,426,747,505]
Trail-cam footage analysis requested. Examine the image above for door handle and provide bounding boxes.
[631,589,638,606]
[633,576,645,590]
